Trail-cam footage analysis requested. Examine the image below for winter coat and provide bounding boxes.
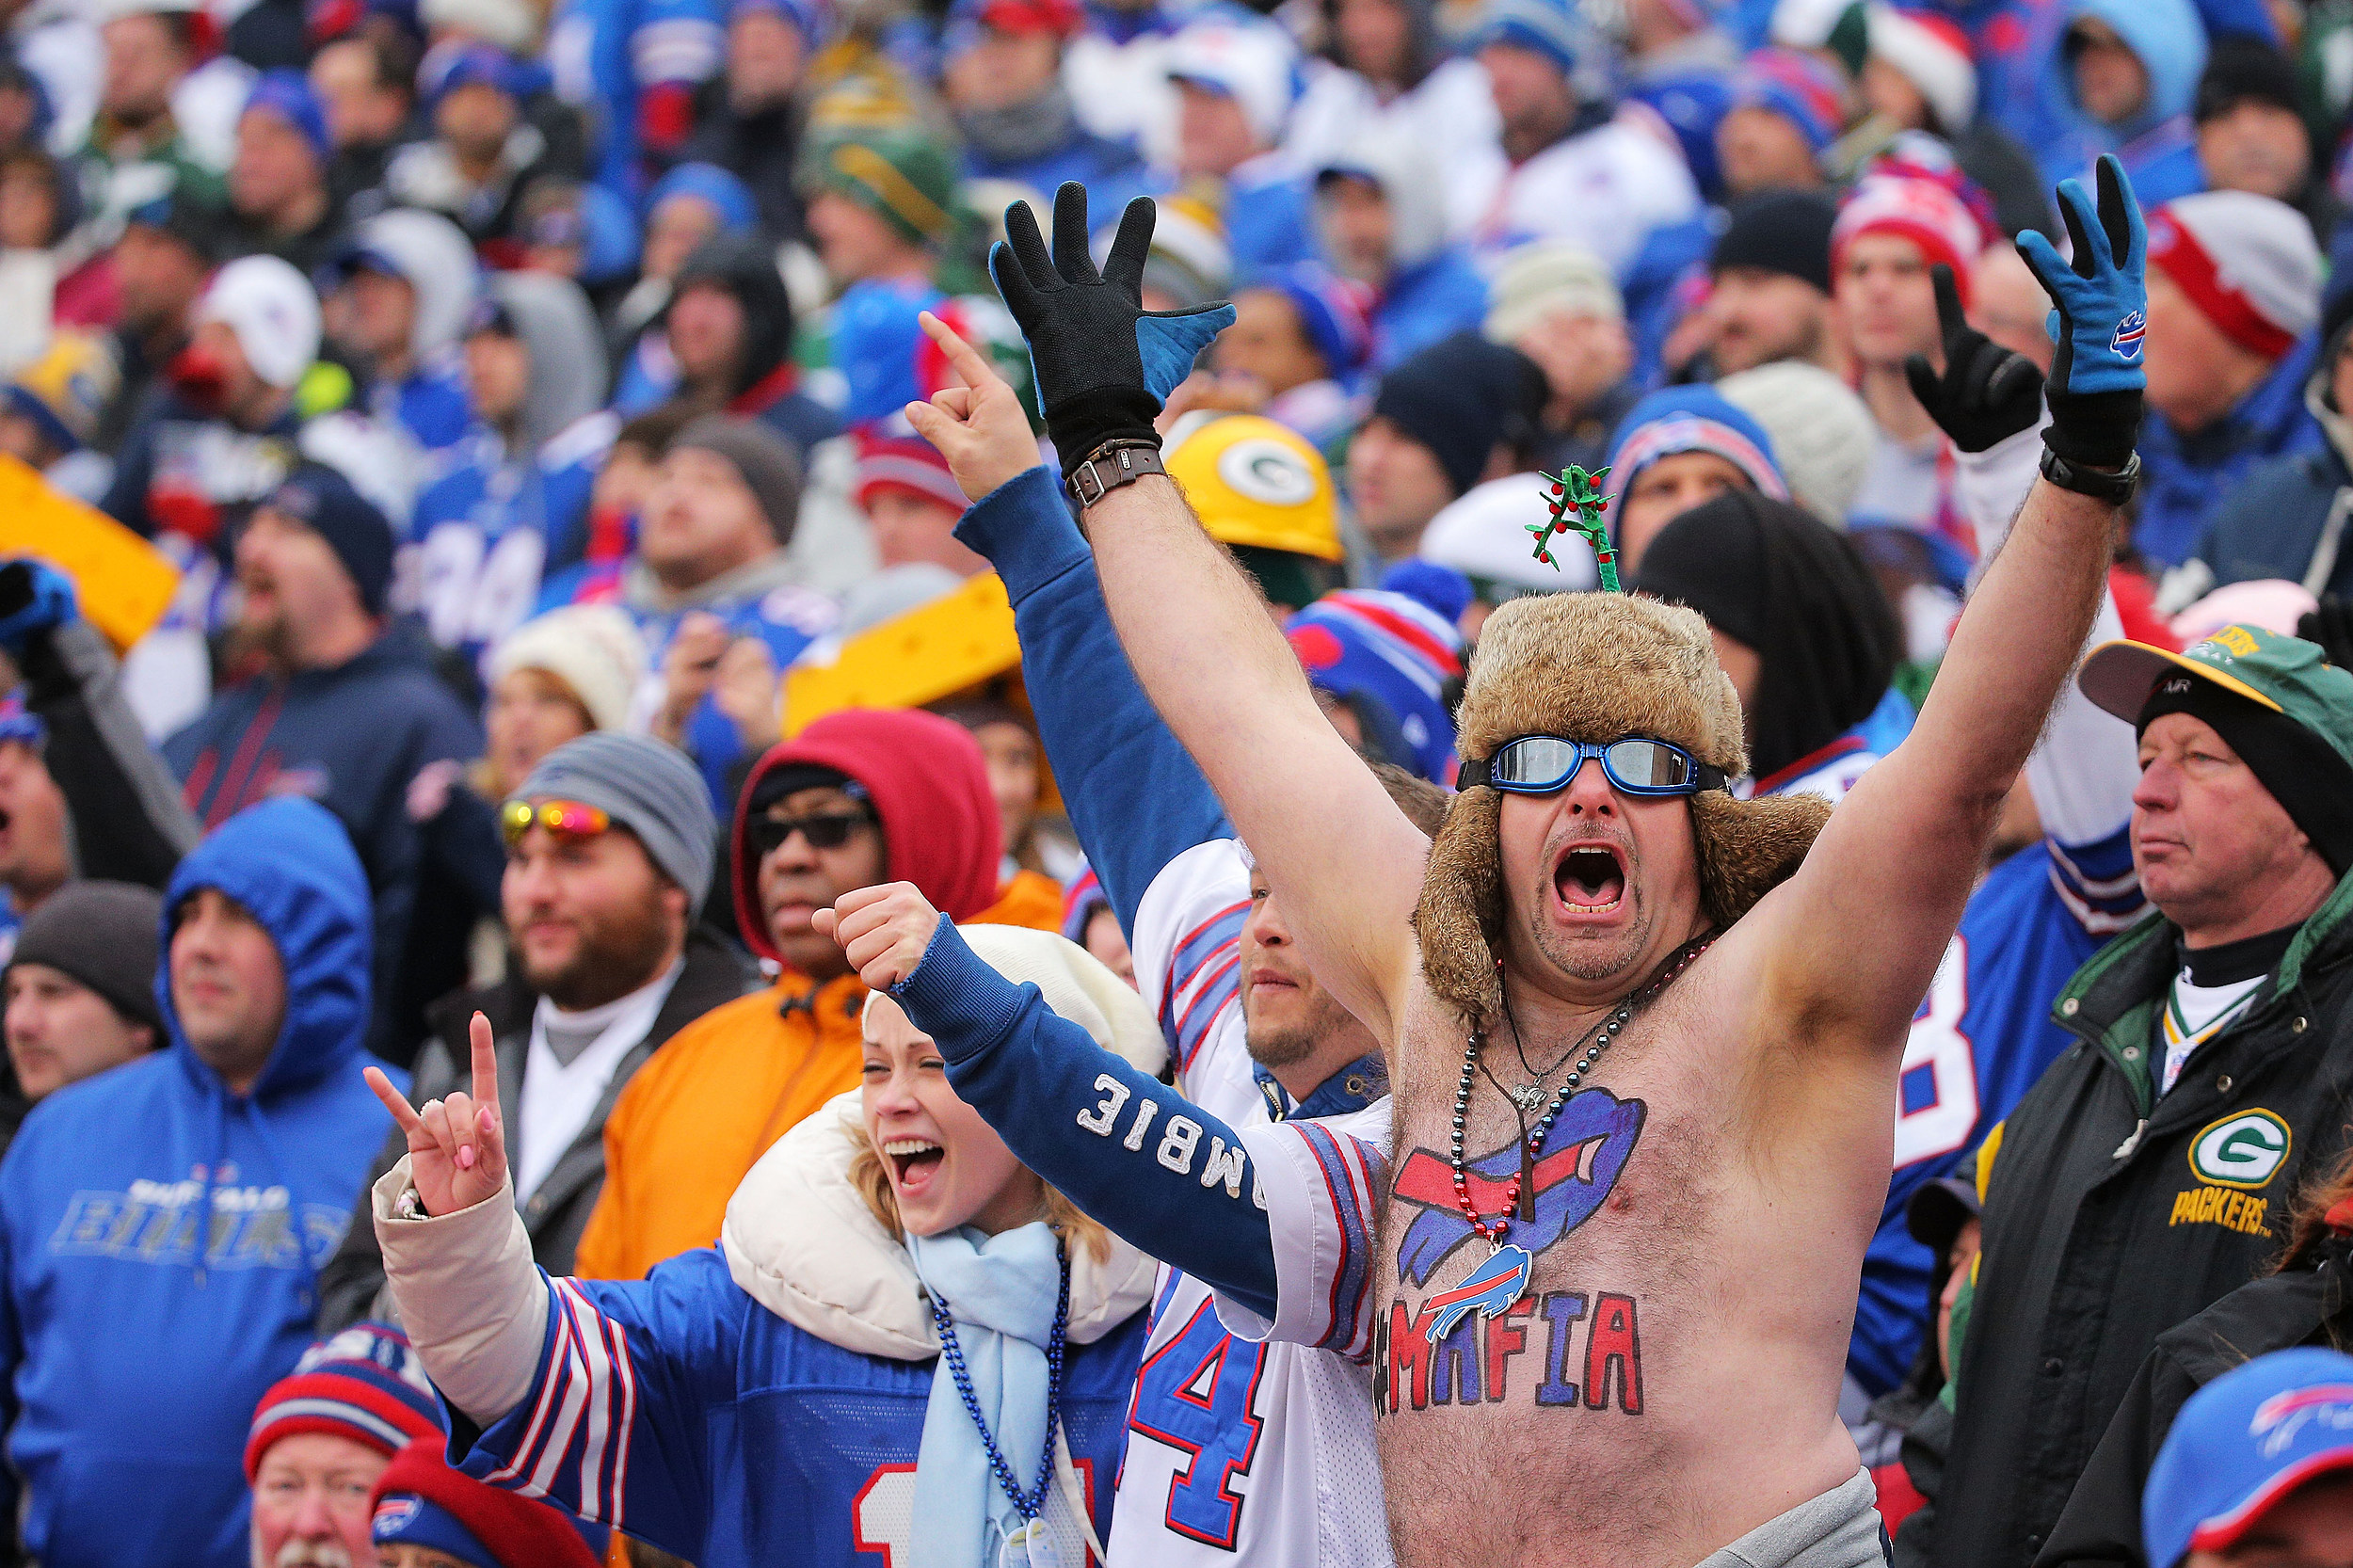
[0,798,403,1568]
[2135,334,2322,568]
[162,625,483,1062]
[2015,0,2209,200]
[315,927,757,1332]
[2191,370,2353,598]
[407,1090,1152,1566]
[2033,1264,2350,1568]
[1923,871,2353,1568]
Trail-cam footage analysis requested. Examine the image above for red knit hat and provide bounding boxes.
[731,708,1003,960]
[245,1325,445,1480]
[367,1440,605,1568]
[854,430,967,515]
[1832,169,1989,303]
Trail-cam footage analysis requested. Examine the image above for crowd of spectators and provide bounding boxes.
[5,0,2353,1560]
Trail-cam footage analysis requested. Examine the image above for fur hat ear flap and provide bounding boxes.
[1413,786,1507,1030]
[1690,790,1832,929]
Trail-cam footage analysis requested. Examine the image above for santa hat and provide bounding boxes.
[368,1440,606,1568]
[2147,191,2321,361]
[245,1325,444,1480]
[1832,169,1988,303]
[854,430,966,515]
[1867,5,1975,134]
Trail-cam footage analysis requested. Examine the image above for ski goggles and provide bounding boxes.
[1457,735,1728,797]
[746,806,875,857]
[500,798,613,847]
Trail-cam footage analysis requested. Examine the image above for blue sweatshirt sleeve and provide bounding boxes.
[954,467,1230,937]
[893,915,1277,1319]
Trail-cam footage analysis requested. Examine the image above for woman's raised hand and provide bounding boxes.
[363,1011,508,1217]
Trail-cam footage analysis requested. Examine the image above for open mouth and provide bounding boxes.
[1555,845,1626,915]
[884,1137,944,1192]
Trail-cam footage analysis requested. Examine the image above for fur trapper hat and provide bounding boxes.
[1412,592,1832,1028]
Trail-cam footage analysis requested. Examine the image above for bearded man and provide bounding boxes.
[867,161,2153,1568]
[314,732,755,1330]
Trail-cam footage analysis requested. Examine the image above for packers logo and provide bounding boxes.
[2189,1110,2292,1190]
[1216,440,1318,506]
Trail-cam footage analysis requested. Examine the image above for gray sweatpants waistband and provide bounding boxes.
[1695,1469,1884,1568]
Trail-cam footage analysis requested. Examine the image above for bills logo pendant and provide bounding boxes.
[2112,309,2146,360]
[1422,1243,1535,1342]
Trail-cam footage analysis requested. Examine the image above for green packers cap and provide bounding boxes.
[2079,623,2353,767]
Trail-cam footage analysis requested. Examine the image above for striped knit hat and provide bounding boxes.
[855,430,966,513]
[1602,386,1790,529]
[1286,588,1465,782]
[1733,46,1848,151]
[245,1324,444,1479]
[1832,168,1989,304]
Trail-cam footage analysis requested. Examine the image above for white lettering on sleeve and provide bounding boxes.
[1076,1075,1131,1137]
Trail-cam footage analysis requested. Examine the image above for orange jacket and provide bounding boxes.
[570,877,1064,1281]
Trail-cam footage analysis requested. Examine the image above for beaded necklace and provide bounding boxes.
[1449,934,1715,1244]
[928,1236,1073,1556]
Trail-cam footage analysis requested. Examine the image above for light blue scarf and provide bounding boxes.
[905,1221,1066,1568]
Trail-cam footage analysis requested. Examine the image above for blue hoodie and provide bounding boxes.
[0,799,406,1568]
[2021,0,2209,204]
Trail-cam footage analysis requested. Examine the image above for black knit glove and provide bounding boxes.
[1904,264,2043,454]
[989,183,1232,483]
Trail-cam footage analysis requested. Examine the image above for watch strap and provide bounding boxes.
[2038,444,2141,504]
[1068,441,1166,507]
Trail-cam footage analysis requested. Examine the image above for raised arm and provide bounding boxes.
[1751,158,2148,1058]
[930,187,1430,1036]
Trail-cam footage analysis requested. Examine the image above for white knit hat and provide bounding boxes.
[2148,191,2322,360]
[1715,360,1876,529]
[1418,472,1601,598]
[486,604,648,733]
[420,0,536,52]
[1483,241,1623,344]
[1867,4,1977,133]
[1163,19,1299,148]
[193,255,320,391]
[869,924,1169,1075]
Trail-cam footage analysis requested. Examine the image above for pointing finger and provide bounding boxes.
[919,311,999,392]
[469,1012,498,1112]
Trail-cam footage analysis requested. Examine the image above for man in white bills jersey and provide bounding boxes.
[946,434,1447,1563]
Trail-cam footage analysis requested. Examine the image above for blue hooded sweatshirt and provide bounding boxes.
[0,798,405,1568]
[2020,0,2208,204]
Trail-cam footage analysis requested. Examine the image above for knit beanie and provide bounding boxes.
[242,69,330,168]
[192,253,320,391]
[1286,588,1465,781]
[369,1440,605,1568]
[1483,241,1623,344]
[801,127,958,248]
[1602,385,1790,521]
[514,731,718,910]
[1715,360,1874,527]
[486,604,647,733]
[1162,18,1300,148]
[1732,46,1848,152]
[258,463,395,616]
[2147,191,2321,361]
[245,1325,445,1480]
[672,414,806,543]
[1832,170,1989,305]
[1469,0,1586,77]
[645,160,759,235]
[2196,35,2300,123]
[1369,332,1547,498]
[1867,5,1976,134]
[6,881,165,1032]
[854,430,966,514]
[1259,262,1373,380]
[1712,189,1838,293]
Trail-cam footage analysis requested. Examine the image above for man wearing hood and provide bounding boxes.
[2026,0,2209,208]
[164,464,481,1059]
[658,228,840,460]
[1314,126,1488,373]
[321,206,482,469]
[570,708,1060,1280]
[405,272,614,679]
[941,0,1150,216]
[0,796,402,1568]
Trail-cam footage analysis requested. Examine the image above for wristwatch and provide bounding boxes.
[1068,440,1166,507]
[2039,446,2141,505]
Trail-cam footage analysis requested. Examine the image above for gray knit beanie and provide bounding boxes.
[512,733,718,911]
[7,880,166,1032]
[673,415,804,544]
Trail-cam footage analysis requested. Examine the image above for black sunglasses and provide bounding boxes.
[1458,735,1727,797]
[747,808,873,856]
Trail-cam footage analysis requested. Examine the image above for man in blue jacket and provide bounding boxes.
[0,795,403,1568]
[164,465,482,1060]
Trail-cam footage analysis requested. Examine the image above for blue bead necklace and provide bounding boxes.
[928,1235,1073,1532]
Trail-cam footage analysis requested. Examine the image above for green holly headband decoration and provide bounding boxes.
[1529,466,1619,592]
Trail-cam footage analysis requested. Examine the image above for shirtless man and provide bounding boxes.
[867,163,2153,1567]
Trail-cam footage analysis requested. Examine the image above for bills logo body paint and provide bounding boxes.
[1423,1244,1535,1342]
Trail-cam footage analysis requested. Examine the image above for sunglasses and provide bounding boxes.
[747,808,873,856]
[1458,736,1728,797]
[500,798,612,848]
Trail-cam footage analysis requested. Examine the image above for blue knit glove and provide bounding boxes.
[990,184,1234,484]
[2016,153,2146,468]
[0,558,76,661]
